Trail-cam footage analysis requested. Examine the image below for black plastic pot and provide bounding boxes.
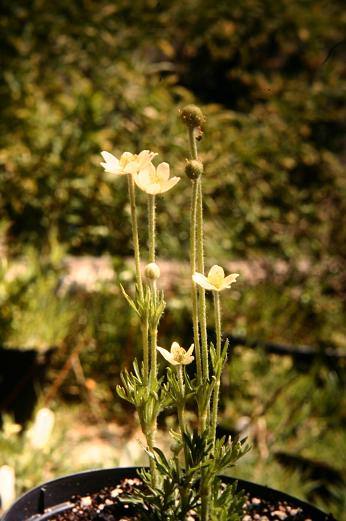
[1,466,336,521]
[0,346,55,426]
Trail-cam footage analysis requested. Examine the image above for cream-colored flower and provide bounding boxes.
[193,265,239,292]
[157,341,194,366]
[134,162,180,194]
[100,150,157,176]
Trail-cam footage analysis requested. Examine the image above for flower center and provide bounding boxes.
[120,153,137,168]
[208,273,223,288]
[148,170,160,185]
[172,347,186,363]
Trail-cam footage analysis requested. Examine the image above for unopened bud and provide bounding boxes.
[144,262,160,281]
[185,160,204,180]
[180,104,206,129]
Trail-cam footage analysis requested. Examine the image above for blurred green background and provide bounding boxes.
[0,0,345,518]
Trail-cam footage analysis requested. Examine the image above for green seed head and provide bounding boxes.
[185,159,204,180]
[180,104,206,129]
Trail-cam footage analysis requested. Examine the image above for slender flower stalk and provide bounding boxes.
[127,174,143,298]
[177,364,186,436]
[196,180,209,382]
[187,126,209,383]
[176,365,189,467]
[188,127,198,161]
[213,291,222,358]
[147,195,158,484]
[148,194,156,264]
[211,290,222,449]
[147,193,158,385]
[185,113,210,521]
[149,326,158,386]
[190,180,202,386]
[141,318,149,386]
[147,427,158,488]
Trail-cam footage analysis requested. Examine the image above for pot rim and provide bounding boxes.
[1,466,336,521]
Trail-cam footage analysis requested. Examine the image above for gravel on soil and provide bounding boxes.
[49,478,317,521]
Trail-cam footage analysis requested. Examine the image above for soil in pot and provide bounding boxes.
[3,468,335,521]
[46,478,334,521]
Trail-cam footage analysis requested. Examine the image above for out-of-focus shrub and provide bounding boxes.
[0,0,344,266]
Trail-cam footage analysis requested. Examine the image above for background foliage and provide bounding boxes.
[0,0,345,519]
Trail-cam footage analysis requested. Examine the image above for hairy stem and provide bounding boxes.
[211,290,222,449]
[141,316,149,386]
[176,365,188,466]
[188,127,198,161]
[190,180,202,386]
[196,179,209,383]
[149,326,158,388]
[213,291,222,358]
[188,125,210,520]
[148,194,156,263]
[146,428,158,488]
[127,174,143,298]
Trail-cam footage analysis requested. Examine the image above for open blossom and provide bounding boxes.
[100,150,157,176]
[193,265,239,292]
[157,341,194,366]
[134,162,180,195]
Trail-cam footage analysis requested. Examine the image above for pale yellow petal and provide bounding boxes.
[144,162,156,182]
[134,165,153,191]
[182,354,194,365]
[121,152,134,161]
[221,273,239,289]
[157,346,177,365]
[156,162,170,182]
[138,150,158,168]
[193,272,216,291]
[146,183,162,195]
[208,265,224,280]
[171,341,180,350]
[159,177,180,194]
[100,151,121,173]
[135,166,150,186]
[186,344,194,356]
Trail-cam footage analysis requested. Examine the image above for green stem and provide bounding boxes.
[190,180,202,386]
[147,428,158,488]
[213,291,222,358]
[197,179,209,382]
[176,366,188,464]
[211,290,222,450]
[127,174,143,298]
[148,194,156,263]
[141,317,149,386]
[201,488,210,521]
[188,127,198,160]
[149,326,158,387]
[147,194,158,488]
[188,125,210,520]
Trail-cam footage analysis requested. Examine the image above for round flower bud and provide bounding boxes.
[180,104,206,129]
[185,159,204,180]
[144,262,161,281]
